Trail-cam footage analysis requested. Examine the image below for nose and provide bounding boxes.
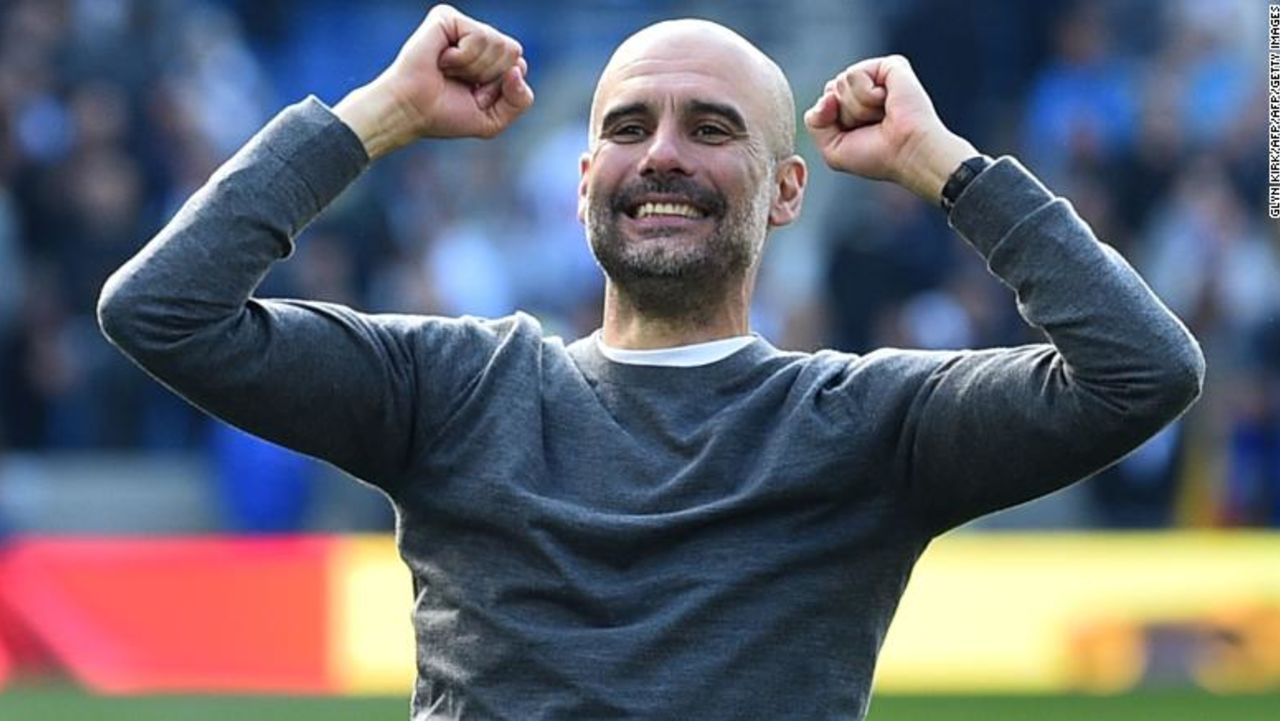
[638,122,691,176]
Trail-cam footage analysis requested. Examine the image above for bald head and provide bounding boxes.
[590,19,796,160]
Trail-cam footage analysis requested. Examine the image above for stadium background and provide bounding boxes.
[0,0,1276,718]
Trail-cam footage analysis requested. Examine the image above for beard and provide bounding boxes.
[586,173,770,320]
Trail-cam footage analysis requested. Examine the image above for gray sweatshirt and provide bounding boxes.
[97,98,1204,720]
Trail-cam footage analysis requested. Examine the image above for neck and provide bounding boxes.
[600,275,753,349]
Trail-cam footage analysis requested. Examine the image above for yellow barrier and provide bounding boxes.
[327,536,415,694]
[326,533,1280,695]
[877,532,1280,693]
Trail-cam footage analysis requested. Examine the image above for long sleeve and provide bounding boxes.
[892,157,1204,535]
[97,97,503,490]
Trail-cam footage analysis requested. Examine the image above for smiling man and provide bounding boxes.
[580,21,804,341]
[98,5,1203,720]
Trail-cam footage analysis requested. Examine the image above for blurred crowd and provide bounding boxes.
[0,0,1273,530]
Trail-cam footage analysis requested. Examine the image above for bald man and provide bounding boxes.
[99,5,1202,720]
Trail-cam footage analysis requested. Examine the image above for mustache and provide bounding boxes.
[608,175,727,217]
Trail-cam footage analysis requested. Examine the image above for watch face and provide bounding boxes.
[943,156,992,212]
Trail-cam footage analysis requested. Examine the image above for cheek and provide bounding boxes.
[718,162,771,211]
[581,165,624,225]
[584,154,625,202]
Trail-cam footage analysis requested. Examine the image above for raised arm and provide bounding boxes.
[806,55,1204,534]
[97,5,533,488]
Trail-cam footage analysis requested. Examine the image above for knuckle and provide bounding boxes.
[430,5,459,25]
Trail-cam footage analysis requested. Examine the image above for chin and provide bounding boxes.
[618,249,707,280]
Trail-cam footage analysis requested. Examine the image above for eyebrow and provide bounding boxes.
[599,99,749,134]
[600,102,649,132]
[687,100,747,133]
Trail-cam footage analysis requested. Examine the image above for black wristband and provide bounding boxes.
[939,155,993,215]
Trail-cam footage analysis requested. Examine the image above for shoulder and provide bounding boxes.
[384,310,547,351]
[298,309,555,387]
[805,346,964,384]
[794,346,975,411]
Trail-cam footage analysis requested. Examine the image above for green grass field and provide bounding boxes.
[0,688,1276,720]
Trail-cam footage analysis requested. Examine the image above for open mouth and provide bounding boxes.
[627,201,708,220]
[610,179,725,223]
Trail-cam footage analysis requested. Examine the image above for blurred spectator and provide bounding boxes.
[0,0,1270,530]
[0,192,22,361]
[1138,157,1278,345]
[514,119,606,332]
[1221,379,1280,527]
[1084,422,1187,528]
[210,422,317,534]
[1022,0,1138,185]
[823,183,957,353]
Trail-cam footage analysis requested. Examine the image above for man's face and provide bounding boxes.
[579,30,793,298]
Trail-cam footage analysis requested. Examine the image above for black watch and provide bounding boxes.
[939,155,993,214]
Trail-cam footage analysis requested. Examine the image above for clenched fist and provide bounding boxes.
[335,4,534,159]
[804,55,977,204]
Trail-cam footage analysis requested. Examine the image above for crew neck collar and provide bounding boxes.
[569,331,782,389]
[594,331,756,368]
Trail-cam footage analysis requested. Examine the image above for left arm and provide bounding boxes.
[806,55,1204,534]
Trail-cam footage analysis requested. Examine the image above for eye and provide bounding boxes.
[609,123,648,142]
[693,123,732,142]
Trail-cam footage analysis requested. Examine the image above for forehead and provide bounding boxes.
[592,35,774,129]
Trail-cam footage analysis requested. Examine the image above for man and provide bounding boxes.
[98,5,1203,720]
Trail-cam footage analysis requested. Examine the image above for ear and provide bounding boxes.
[577,152,592,224]
[767,155,807,228]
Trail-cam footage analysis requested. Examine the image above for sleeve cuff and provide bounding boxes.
[946,156,1057,258]
[257,95,370,222]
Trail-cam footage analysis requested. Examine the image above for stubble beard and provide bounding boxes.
[586,176,770,321]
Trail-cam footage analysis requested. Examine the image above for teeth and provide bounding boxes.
[635,202,704,219]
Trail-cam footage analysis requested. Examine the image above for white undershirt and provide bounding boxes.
[594,331,755,368]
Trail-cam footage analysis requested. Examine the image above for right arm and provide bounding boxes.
[97,5,533,488]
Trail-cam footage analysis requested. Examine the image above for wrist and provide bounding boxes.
[897,131,979,204]
[332,82,417,161]
[939,155,993,215]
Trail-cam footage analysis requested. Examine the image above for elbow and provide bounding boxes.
[97,266,149,354]
[1153,333,1206,417]
[96,268,131,345]
[1086,329,1206,425]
